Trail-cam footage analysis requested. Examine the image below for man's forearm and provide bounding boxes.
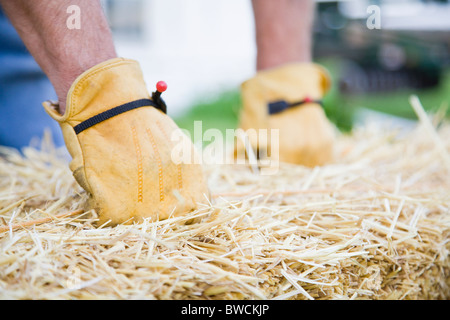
[252,0,314,71]
[0,0,117,113]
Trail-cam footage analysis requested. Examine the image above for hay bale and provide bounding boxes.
[0,97,449,300]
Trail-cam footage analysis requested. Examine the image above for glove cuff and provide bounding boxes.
[241,62,331,102]
[239,62,331,130]
[43,58,150,126]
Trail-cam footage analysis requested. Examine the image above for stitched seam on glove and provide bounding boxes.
[146,127,164,202]
[69,59,132,119]
[131,125,144,203]
[155,120,183,191]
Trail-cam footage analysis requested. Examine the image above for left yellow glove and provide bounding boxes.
[236,63,335,167]
[43,58,209,226]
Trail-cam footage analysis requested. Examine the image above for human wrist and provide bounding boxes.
[52,52,118,114]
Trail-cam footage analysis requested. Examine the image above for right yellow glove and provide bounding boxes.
[43,58,209,226]
[237,63,336,167]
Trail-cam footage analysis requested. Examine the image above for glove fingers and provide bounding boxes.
[78,107,207,225]
[269,104,335,165]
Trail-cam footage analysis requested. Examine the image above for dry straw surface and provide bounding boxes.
[0,97,449,300]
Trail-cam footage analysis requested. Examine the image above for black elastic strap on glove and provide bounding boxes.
[73,98,165,135]
[268,98,322,115]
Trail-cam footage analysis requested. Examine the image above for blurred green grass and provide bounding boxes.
[174,58,450,137]
[174,90,242,139]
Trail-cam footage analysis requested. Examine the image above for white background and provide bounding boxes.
[112,0,257,117]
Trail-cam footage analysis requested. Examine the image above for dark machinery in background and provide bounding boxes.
[313,0,450,94]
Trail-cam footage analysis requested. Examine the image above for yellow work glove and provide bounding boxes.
[237,63,335,167]
[43,58,209,226]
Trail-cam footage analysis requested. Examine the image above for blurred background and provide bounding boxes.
[103,0,450,135]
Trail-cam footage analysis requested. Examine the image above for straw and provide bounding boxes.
[0,98,449,300]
